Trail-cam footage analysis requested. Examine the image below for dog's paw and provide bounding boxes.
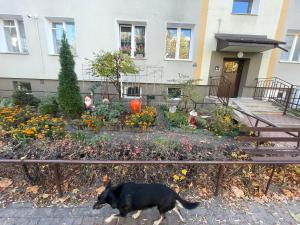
[132,210,141,219]
[153,220,162,225]
[105,215,115,223]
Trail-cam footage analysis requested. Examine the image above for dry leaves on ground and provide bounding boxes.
[26,186,39,194]
[0,178,12,191]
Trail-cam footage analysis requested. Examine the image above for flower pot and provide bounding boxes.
[130,99,142,114]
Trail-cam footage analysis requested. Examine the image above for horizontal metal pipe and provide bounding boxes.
[0,159,299,165]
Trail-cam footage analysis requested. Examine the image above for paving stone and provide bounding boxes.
[0,200,299,225]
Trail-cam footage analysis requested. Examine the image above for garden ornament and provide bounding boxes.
[102,98,110,104]
[169,106,177,113]
[84,95,94,110]
[188,110,197,128]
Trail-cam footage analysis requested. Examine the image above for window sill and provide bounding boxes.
[133,57,147,60]
[279,61,300,64]
[164,58,192,62]
[48,53,78,57]
[123,96,142,99]
[231,13,258,16]
[0,52,29,55]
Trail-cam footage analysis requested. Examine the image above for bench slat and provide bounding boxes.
[237,137,299,142]
[252,155,300,162]
[242,149,300,155]
[240,127,300,132]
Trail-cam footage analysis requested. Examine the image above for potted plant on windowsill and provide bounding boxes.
[134,45,145,59]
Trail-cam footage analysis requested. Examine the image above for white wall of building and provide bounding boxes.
[0,0,201,83]
[200,0,284,85]
[275,0,300,85]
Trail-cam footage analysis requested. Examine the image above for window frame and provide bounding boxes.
[118,23,146,59]
[167,87,182,100]
[0,18,28,54]
[165,27,192,61]
[48,19,75,55]
[124,85,142,99]
[231,0,260,15]
[280,33,300,63]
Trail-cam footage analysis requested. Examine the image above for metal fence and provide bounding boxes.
[208,76,231,106]
[253,77,300,114]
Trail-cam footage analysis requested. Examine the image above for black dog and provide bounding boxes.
[93,181,199,225]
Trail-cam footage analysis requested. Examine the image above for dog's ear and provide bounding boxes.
[106,180,112,190]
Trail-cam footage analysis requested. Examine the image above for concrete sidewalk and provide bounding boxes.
[0,199,299,225]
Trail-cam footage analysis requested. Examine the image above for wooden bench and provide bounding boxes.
[237,127,300,193]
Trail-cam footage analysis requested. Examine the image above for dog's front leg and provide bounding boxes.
[153,214,165,225]
[104,214,120,223]
[132,210,142,219]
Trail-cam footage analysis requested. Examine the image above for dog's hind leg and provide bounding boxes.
[153,214,165,225]
[132,210,142,219]
[173,206,185,222]
[105,214,119,223]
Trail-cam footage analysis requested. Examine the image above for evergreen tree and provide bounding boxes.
[57,33,83,118]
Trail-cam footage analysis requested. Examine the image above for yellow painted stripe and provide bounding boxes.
[193,0,210,83]
[266,0,290,79]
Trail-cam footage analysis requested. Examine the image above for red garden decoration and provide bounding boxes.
[130,99,142,113]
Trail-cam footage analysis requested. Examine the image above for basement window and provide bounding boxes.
[13,81,32,92]
[168,87,182,100]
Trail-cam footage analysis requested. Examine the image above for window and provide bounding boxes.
[125,86,141,98]
[232,0,260,15]
[168,87,182,99]
[0,18,28,53]
[165,27,192,60]
[280,32,300,62]
[49,20,75,54]
[119,24,145,58]
[13,81,32,92]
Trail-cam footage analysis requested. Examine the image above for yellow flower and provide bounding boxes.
[181,169,188,176]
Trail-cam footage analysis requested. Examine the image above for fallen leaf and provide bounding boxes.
[95,186,105,195]
[72,189,79,194]
[231,186,244,198]
[289,212,300,222]
[26,186,39,194]
[42,194,50,199]
[181,169,188,176]
[58,196,69,203]
[0,178,13,190]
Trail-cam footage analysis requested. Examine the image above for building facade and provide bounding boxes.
[0,0,298,99]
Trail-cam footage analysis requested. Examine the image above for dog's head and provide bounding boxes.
[93,181,112,209]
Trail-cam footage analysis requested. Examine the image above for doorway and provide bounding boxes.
[220,59,244,98]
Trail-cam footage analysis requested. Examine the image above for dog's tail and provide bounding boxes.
[176,195,199,210]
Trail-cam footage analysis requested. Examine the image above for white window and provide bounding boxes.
[0,18,28,53]
[119,24,145,58]
[13,81,32,92]
[165,27,192,60]
[232,0,260,15]
[280,32,300,63]
[168,87,182,100]
[124,86,141,98]
[49,19,75,54]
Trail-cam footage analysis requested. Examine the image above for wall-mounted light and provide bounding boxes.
[237,51,244,58]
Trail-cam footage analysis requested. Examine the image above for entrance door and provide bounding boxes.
[221,59,244,98]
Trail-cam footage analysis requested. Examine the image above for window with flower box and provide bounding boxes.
[119,24,145,58]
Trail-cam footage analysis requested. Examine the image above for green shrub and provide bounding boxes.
[38,95,59,115]
[93,101,125,121]
[166,111,188,128]
[12,91,40,107]
[196,117,209,129]
[211,106,238,136]
[0,98,13,108]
